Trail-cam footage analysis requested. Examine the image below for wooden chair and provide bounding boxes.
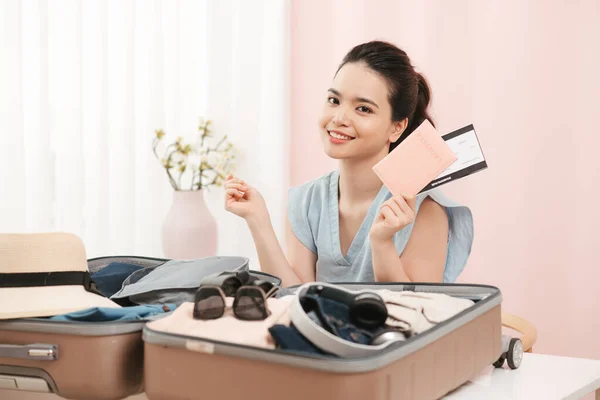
[502,311,537,353]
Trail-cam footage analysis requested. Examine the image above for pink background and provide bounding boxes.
[290,0,600,360]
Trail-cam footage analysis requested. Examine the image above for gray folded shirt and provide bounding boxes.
[110,256,250,306]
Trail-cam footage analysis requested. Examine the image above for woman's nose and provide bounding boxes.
[332,109,349,126]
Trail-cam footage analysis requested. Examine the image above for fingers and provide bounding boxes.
[405,196,417,211]
[224,182,248,192]
[380,196,414,218]
[225,188,243,200]
[225,175,250,200]
[380,205,398,224]
[391,196,415,220]
[378,195,417,228]
[225,175,246,186]
[381,197,402,216]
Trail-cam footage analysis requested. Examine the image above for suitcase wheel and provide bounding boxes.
[492,354,505,368]
[506,338,523,370]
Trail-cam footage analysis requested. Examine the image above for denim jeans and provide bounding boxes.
[269,293,389,355]
[91,262,144,298]
[46,304,177,322]
[268,324,331,356]
[301,294,386,345]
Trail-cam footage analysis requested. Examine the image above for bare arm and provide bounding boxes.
[224,175,317,287]
[371,197,448,282]
[246,214,317,287]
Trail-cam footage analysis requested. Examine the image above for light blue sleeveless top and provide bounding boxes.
[287,170,473,283]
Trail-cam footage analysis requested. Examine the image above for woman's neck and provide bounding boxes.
[338,152,387,204]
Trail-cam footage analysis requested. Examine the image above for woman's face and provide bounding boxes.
[318,62,405,161]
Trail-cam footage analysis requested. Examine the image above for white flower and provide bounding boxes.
[187,154,201,171]
[153,117,239,190]
[207,152,221,167]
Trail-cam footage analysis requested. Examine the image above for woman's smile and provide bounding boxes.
[328,129,356,144]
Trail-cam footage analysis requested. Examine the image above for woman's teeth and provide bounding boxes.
[329,131,353,140]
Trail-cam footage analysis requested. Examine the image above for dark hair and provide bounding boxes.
[336,41,435,152]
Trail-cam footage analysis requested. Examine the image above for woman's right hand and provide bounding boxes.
[224,174,268,221]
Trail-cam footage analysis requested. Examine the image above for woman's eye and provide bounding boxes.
[327,97,339,105]
[357,106,372,113]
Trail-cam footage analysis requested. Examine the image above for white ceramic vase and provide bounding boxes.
[161,190,217,260]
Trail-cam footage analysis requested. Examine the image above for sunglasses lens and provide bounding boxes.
[255,280,275,294]
[194,287,225,320]
[234,287,267,320]
[221,277,242,297]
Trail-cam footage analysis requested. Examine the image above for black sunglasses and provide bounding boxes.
[208,271,249,297]
[202,270,275,298]
[193,284,278,321]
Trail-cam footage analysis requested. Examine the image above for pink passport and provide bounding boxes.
[373,120,457,197]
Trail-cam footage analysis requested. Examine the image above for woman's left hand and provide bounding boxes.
[369,195,417,243]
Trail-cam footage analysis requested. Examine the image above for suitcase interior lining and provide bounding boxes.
[142,283,501,374]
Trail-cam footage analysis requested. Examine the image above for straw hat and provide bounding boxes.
[0,232,121,320]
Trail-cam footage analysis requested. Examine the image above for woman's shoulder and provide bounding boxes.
[416,189,474,283]
[288,170,336,203]
[287,171,337,252]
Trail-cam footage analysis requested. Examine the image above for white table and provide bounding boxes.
[444,353,600,400]
[1,353,599,400]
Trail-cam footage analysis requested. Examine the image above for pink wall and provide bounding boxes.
[290,0,600,360]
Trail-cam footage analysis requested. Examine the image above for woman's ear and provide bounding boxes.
[389,118,408,143]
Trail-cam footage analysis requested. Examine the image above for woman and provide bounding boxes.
[224,41,473,287]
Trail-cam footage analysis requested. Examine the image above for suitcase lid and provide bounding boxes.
[88,255,282,286]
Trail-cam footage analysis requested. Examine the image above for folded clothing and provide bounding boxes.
[47,304,177,322]
[268,291,387,357]
[268,324,333,356]
[146,296,294,349]
[110,256,250,306]
[285,284,476,358]
[376,290,474,335]
[90,262,145,298]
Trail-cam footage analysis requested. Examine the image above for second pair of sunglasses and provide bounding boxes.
[193,284,279,321]
[215,272,275,298]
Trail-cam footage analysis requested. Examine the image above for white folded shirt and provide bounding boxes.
[375,290,475,335]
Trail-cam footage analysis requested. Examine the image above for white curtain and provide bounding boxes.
[0,0,290,268]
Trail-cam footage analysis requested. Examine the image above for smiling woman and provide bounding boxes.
[224,41,474,288]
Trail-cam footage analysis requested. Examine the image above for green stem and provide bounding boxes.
[200,122,209,148]
[214,135,227,150]
[191,171,197,190]
[152,139,159,158]
[165,168,177,190]
[165,147,179,190]
[164,143,176,158]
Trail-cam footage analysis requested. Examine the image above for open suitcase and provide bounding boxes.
[0,255,280,400]
[142,282,502,400]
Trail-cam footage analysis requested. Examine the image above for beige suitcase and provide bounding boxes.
[0,256,280,400]
[142,282,502,400]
